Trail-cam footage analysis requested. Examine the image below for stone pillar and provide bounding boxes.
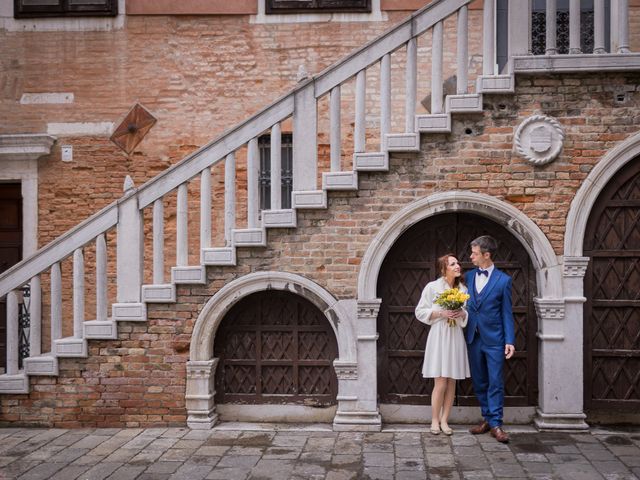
[333,299,382,431]
[533,256,590,431]
[186,359,219,429]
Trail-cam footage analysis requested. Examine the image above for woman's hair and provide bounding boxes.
[437,253,464,288]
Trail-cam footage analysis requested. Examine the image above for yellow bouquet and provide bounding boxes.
[434,288,470,327]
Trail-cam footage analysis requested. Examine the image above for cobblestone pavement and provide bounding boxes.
[0,424,639,480]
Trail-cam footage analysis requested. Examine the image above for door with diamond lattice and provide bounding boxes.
[584,156,640,412]
[377,213,538,406]
[214,290,338,406]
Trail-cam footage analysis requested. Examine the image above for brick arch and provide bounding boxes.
[357,191,561,301]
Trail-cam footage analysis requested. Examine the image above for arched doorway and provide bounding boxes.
[213,290,339,406]
[584,156,640,413]
[376,212,538,407]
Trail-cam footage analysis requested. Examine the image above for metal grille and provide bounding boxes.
[531,8,596,55]
[214,290,338,405]
[377,213,538,406]
[18,284,31,369]
[584,157,640,411]
[258,134,293,210]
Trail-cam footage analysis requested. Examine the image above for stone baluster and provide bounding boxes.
[177,183,188,267]
[200,168,212,259]
[594,0,606,54]
[405,38,417,132]
[73,248,84,339]
[569,0,581,54]
[30,276,41,357]
[51,262,62,351]
[483,0,496,74]
[330,86,341,172]
[457,6,468,94]
[354,70,366,154]
[153,198,164,284]
[247,138,259,226]
[224,152,236,246]
[6,291,19,375]
[546,0,557,55]
[380,54,391,140]
[96,234,107,322]
[271,124,282,209]
[618,0,630,53]
[432,21,444,114]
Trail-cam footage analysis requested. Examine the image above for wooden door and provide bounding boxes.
[214,290,338,406]
[0,184,23,371]
[584,157,640,411]
[377,212,538,406]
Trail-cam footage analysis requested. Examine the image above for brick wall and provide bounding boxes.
[1,72,638,427]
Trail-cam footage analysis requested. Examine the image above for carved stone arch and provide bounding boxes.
[186,271,356,429]
[358,191,561,302]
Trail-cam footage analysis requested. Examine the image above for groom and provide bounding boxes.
[464,235,515,443]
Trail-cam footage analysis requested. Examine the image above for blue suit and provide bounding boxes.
[464,267,515,428]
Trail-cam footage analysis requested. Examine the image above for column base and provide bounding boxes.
[333,410,382,432]
[187,413,219,430]
[534,408,589,431]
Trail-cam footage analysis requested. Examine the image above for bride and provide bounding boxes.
[415,253,471,435]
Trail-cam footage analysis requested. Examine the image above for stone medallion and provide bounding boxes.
[514,115,564,165]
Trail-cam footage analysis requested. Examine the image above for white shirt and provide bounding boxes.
[475,263,495,293]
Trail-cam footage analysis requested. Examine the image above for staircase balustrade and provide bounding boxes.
[0,0,636,393]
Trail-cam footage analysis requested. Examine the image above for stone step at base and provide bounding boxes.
[84,319,118,340]
[0,373,29,394]
[23,355,59,376]
[322,171,358,191]
[142,283,176,303]
[54,337,88,358]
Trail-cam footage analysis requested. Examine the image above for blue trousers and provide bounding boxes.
[468,336,505,428]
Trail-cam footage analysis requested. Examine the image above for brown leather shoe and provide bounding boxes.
[490,426,510,443]
[469,421,490,435]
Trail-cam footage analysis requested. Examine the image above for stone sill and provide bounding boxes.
[513,53,640,74]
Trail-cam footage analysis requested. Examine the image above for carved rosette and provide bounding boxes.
[514,115,565,166]
[333,361,358,380]
[534,298,566,321]
[563,256,590,278]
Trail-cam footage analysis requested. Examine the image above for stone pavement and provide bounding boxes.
[0,424,639,480]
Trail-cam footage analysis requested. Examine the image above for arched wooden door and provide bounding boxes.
[377,212,538,406]
[584,156,640,412]
[214,290,338,406]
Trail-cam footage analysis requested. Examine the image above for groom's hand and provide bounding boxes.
[505,344,515,359]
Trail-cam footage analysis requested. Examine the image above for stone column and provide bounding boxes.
[186,359,220,429]
[533,256,590,430]
[333,299,382,431]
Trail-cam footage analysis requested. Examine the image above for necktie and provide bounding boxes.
[478,269,489,277]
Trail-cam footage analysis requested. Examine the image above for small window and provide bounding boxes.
[259,134,293,210]
[266,0,371,14]
[14,0,118,18]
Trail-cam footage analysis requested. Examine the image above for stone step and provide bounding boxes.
[292,190,327,209]
[23,355,59,376]
[262,209,297,229]
[322,171,358,191]
[477,74,515,94]
[142,284,176,303]
[112,302,147,322]
[233,228,267,248]
[354,152,389,172]
[202,247,236,266]
[84,319,118,340]
[172,266,206,285]
[416,113,452,133]
[384,133,420,152]
[54,337,88,358]
[445,93,483,113]
[0,373,29,394]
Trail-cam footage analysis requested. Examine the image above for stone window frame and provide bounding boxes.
[13,0,118,18]
[265,0,371,14]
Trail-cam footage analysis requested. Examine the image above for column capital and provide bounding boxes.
[357,299,382,319]
[534,298,565,321]
[562,256,590,278]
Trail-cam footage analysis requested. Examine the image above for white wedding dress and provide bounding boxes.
[415,277,471,379]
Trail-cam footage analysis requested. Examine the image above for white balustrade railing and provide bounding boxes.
[0,0,635,380]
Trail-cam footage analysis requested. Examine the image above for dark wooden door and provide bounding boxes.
[377,213,537,406]
[214,290,338,406]
[584,157,640,412]
[0,183,23,371]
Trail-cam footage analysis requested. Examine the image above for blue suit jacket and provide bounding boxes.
[464,268,515,346]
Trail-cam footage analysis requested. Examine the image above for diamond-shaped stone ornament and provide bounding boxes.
[110,103,157,154]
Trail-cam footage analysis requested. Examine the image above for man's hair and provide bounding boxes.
[471,235,498,259]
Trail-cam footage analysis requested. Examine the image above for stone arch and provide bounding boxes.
[186,271,356,429]
[357,191,562,302]
[565,130,640,256]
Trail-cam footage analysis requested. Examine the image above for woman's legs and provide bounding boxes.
[440,378,456,429]
[431,377,447,429]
